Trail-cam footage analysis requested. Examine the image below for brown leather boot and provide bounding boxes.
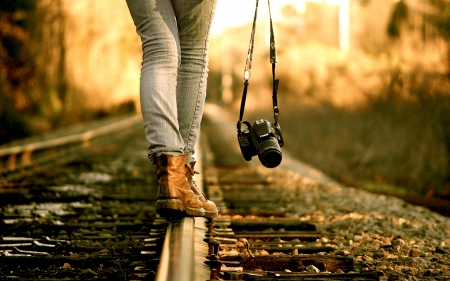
[186,161,218,218]
[156,153,205,217]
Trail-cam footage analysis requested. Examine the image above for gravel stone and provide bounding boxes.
[255,165,450,279]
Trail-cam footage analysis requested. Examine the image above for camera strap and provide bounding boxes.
[237,0,280,135]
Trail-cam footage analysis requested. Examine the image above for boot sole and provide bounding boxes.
[204,208,219,218]
[156,199,205,218]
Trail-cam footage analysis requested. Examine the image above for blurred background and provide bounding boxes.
[1,0,449,200]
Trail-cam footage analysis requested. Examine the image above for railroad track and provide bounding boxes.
[0,118,380,281]
[0,115,165,280]
[0,114,377,281]
[0,114,142,174]
[1,109,449,280]
[199,136,381,281]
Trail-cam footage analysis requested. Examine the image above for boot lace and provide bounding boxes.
[186,164,209,200]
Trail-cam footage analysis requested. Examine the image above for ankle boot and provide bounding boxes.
[156,153,205,217]
[186,161,218,218]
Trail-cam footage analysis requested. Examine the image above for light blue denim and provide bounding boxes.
[125,0,217,163]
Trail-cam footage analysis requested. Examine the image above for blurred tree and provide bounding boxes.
[427,0,450,38]
[359,0,372,5]
[386,0,450,74]
[426,0,450,75]
[0,0,71,145]
[0,0,36,144]
[387,0,409,39]
[418,0,450,187]
[0,0,139,145]
[29,0,68,127]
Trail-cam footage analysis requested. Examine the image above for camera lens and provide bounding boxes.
[258,138,282,168]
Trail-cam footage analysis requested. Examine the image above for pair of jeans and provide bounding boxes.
[125,0,217,163]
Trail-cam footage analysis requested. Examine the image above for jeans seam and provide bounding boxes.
[185,0,216,154]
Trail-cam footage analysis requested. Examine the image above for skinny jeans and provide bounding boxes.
[125,0,217,163]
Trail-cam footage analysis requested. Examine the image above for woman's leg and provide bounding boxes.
[126,0,185,163]
[172,0,217,163]
[126,0,206,217]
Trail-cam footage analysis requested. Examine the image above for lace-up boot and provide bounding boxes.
[186,161,218,218]
[156,153,205,217]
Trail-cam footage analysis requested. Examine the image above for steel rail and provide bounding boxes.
[155,134,211,281]
[155,218,196,281]
[0,115,141,172]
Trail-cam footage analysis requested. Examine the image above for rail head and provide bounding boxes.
[156,217,195,281]
[0,115,142,157]
[0,115,141,172]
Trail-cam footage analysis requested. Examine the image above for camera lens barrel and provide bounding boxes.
[258,138,282,168]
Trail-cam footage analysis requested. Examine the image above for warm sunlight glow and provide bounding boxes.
[211,0,301,35]
[211,0,349,36]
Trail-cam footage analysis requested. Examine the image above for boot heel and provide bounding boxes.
[156,198,205,218]
[156,206,187,220]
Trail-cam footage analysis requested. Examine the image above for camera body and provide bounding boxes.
[238,119,284,168]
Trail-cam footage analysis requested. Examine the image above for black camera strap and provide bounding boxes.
[237,0,280,135]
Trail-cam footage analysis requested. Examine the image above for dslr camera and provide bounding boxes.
[237,119,284,168]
